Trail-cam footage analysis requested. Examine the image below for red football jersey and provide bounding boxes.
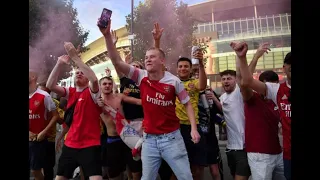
[128,67,190,134]
[277,82,291,160]
[63,87,102,148]
[266,81,291,160]
[29,88,56,134]
[245,92,282,154]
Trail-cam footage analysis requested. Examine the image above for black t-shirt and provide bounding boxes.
[120,77,144,120]
[198,90,223,134]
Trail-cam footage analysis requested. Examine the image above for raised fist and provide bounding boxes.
[230,41,248,58]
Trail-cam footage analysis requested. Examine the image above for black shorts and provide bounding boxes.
[225,149,251,177]
[180,124,207,166]
[44,141,56,168]
[56,145,102,179]
[202,129,220,165]
[43,141,56,180]
[106,136,142,178]
[29,140,48,170]
[101,134,108,167]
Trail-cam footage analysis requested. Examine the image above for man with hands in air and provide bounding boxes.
[98,19,200,180]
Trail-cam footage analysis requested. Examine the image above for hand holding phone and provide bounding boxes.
[98,8,112,28]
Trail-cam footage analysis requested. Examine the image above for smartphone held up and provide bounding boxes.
[191,46,200,65]
[98,8,112,28]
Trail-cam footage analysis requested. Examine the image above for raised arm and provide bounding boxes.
[248,43,270,74]
[235,55,242,85]
[46,55,70,97]
[109,30,126,78]
[206,90,222,112]
[152,22,164,48]
[115,52,133,79]
[99,20,132,76]
[194,50,207,91]
[64,42,99,93]
[105,67,112,77]
[231,41,253,101]
[234,42,267,96]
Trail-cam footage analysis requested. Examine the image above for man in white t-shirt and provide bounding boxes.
[218,70,251,180]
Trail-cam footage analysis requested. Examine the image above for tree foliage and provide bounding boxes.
[29,0,89,82]
[126,0,196,74]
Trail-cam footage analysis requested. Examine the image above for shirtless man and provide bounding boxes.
[97,76,141,180]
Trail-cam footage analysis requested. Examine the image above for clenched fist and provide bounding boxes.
[230,41,248,58]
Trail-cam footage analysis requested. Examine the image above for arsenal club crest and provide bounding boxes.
[164,86,170,93]
[188,83,195,89]
[34,100,40,107]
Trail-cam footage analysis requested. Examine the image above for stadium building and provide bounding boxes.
[189,0,291,93]
[60,0,291,94]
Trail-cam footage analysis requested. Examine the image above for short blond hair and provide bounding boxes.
[146,47,165,59]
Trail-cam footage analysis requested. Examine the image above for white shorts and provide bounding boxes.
[247,152,286,180]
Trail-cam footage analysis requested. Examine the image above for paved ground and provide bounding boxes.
[31,125,284,180]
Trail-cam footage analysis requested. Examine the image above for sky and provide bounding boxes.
[73,0,206,45]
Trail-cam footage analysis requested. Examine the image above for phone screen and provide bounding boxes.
[98,8,112,28]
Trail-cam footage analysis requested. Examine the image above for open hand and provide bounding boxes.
[111,30,118,45]
[255,42,271,59]
[152,22,164,40]
[105,67,111,77]
[64,42,79,60]
[57,55,70,65]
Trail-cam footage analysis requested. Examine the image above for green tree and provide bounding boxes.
[29,0,89,82]
[126,0,196,73]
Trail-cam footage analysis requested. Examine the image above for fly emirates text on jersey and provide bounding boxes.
[29,109,40,119]
[280,103,291,118]
[147,92,174,106]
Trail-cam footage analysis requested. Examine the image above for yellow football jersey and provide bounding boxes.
[175,79,200,125]
[47,98,63,142]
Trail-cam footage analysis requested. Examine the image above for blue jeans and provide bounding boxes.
[141,129,193,180]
